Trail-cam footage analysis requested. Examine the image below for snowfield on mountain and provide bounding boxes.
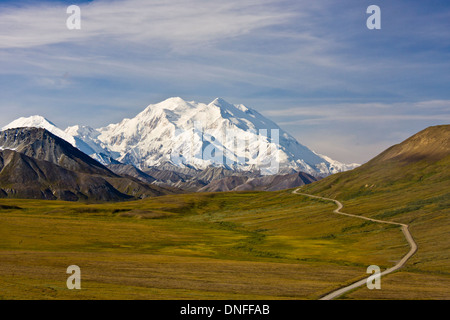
[2,97,359,177]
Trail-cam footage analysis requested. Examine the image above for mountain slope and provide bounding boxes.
[2,116,116,165]
[370,124,450,163]
[0,127,178,201]
[64,124,119,164]
[0,149,129,201]
[303,125,450,199]
[0,127,113,176]
[107,163,156,184]
[300,125,450,292]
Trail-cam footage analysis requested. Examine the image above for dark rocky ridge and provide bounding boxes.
[108,157,319,192]
[0,127,113,176]
[0,128,178,201]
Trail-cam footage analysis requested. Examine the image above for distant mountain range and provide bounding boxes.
[2,97,359,177]
[0,127,320,199]
[0,97,362,200]
[0,105,447,201]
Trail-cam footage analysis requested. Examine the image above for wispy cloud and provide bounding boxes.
[0,0,293,49]
[266,100,450,125]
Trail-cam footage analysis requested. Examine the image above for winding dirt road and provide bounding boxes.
[292,188,418,300]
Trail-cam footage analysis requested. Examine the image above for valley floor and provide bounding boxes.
[0,190,448,299]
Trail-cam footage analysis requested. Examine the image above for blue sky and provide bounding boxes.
[0,0,449,163]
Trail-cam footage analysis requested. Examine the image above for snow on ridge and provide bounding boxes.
[2,116,116,165]
[316,153,360,172]
[2,115,77,146]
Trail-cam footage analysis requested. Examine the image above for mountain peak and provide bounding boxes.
[3,115,76,146]
[2,115,55,131]
[211,97,229,105]
[160,96,189,104]
[142,97,197,114]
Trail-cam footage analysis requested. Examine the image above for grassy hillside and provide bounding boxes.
[300,125,450,299]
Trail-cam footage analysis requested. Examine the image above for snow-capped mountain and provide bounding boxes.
[64,124,119,164]
[2,98,359,176]
[4,115,76,146]
[2,115,115,164]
